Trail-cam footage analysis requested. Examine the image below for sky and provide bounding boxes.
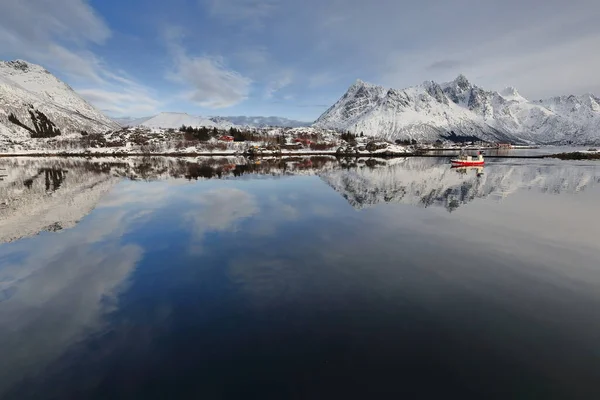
[1,0,600,121]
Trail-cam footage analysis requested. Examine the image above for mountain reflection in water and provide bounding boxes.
[1,156,600,399]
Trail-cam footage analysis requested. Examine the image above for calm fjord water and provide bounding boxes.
[1,156,600,399]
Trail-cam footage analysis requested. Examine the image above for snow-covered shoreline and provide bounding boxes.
[0,148,595,160]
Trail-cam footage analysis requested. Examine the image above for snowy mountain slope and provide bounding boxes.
[315,76,600,145]
[222,116,310,128]
[320,158,600,211]
[124,113,309,129]
[131,112,236,130]
[113,116,153,127]
[0,60,119,142]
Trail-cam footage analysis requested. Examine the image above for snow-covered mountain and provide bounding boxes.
[314,76,600,145]
[0,60,119,144]
[113,116,154,127]
[119,112,236,130]
[119,113,310,129]
[222,116,310,128]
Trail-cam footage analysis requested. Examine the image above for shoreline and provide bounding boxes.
[0,151,573,159]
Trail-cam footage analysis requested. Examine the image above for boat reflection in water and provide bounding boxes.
[451,165,484,177]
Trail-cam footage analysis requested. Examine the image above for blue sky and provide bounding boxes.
[1,0,600,121]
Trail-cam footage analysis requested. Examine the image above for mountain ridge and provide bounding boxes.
[116,112,236,130]
[2,59,599,146]
[0,60,119,140]
[116,113,310,129]
[314,75,600,145]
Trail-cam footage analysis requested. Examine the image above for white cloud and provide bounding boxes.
[0,0,110,46]
[77,86,161,116]
[175,56,251,108]
[265,70,293,99]
[0,0,161,117]
[70,60,163,116]
[166,31,252,108]
[0,0,109,83]
[380,18,600,99]
[45,45,106,83]
[299,0,600,99]
[0,0,110,82]
[232,47,298,101]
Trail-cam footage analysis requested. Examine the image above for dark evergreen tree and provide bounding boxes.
[341,131,357,143]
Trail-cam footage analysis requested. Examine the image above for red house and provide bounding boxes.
[219,135,234,142]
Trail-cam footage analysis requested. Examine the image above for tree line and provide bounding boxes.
[179,125,265,142]
[179,125,220,141]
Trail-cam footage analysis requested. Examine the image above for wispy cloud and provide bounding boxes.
[0,0,110,46]
[77,87,162,116]
[380,11,600,98]
[165,28,252,108]
[0,0,162,117]
[264,70,293,99]
[2,0,600,120]
[0,0,109,83]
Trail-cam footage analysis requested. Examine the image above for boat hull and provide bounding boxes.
[450,160,485,166]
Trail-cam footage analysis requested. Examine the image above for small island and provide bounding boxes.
[549,151,600,160]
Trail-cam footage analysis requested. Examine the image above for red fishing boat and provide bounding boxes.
[451,150,485,166]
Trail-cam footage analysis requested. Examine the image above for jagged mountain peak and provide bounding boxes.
[452,74,471,90]
[314,75,600,145]
[500,86,519,96]
[349,78,382,92]
[499,86,527,103]
[581,93,600,102]
[1,59,79,99]
[581,94,600,111]
[1,60,48,73]
[351,78,368,87]
[424,81,449,105]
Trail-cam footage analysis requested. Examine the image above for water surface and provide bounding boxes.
[1,156,600,399]
[427,145,595,157]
